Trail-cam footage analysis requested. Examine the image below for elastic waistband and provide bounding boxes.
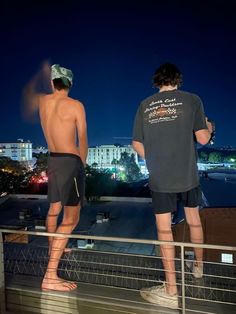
[49,152,82,161]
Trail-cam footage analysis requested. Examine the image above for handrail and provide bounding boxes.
[0,228,236,251]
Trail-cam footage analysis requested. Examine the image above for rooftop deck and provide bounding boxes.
[1,228,236,314]
[0,195,236,313]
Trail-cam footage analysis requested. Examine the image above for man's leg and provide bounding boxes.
[184,206,203,267]
[46,202,62,255]
[42,204,80,291]
[155,213,177,295]
[139,197,178,309]
[46,202,72,254]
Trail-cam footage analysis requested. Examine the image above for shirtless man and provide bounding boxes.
[24,63,88,291]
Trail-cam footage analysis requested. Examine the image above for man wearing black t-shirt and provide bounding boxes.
[132,63,213,309]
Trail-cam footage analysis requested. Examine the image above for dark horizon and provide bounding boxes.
[1,1,236,147]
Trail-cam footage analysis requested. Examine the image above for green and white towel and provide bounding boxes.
[51,64,73,86]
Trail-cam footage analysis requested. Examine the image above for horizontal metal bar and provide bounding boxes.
[59,258,166,272]
[1,229,236,251]
[185,283,236,294]
[183,309,216,314]
[10,194,47,199]
[195,272,236,281]
[63,248,181,262]
[184,258,236,268]
[185,296,236,306]
[44,268,169,284]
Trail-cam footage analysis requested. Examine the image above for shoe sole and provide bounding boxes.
[140,291,179,310]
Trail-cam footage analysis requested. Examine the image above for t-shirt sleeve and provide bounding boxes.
[132,104,144,143]
[193,96,208,131]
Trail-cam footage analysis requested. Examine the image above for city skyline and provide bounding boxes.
[1,1,236,147]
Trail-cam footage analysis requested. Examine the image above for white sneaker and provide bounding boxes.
[186,260,203,279]
[140,283,178,310]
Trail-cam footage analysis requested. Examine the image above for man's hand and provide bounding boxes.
[195,117,214,145]
[42,61,51,77]
[205,117,213,134]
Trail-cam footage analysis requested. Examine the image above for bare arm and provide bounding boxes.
[75,101,88,165]
[195,117,213,145]
[22,61,51,119]
[132,140,145,159]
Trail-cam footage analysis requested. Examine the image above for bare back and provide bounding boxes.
[39,93,87,158]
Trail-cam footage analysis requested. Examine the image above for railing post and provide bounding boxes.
[181,245,186,314]
[0,231,6,314]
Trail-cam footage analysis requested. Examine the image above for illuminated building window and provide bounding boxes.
[221,253,233,264]
[185,250,194,259]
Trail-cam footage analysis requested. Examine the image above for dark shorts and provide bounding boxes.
[151,186,202,214]
[47,152,85,207]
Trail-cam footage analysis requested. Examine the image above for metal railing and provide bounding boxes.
[0,228,236,314]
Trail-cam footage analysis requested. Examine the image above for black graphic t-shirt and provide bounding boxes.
[133,90,207,193]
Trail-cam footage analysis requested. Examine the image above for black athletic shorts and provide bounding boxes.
[151,186,202,214]
[47,152,85,207]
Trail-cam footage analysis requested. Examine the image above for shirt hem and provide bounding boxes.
[149,182,200,193]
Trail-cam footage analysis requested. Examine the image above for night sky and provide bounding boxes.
[1,0,235,147]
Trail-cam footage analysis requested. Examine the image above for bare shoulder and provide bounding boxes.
[69,98,85,112]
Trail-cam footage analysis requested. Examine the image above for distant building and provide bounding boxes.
[0,139,32,162]
[32,146,48,154]
[87,144,140,169]
[173,207,236,264]
[197,162,235,171]
[138,158,149,176]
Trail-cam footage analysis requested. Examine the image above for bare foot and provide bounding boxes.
[42,276,77,292]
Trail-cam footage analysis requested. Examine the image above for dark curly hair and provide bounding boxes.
[152,63,183,88]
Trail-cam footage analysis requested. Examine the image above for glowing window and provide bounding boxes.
[221,253,233,264]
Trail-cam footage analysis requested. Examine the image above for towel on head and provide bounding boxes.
[51,64,73,87]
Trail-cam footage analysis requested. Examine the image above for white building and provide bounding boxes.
[87,144,139,170]
[32,146,48,154]
[197,162,235,171]
[0,139,32,162]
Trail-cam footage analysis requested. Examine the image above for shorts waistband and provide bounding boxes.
[49,152,82,161]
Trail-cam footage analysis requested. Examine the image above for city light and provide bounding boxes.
[30,174,48,184]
